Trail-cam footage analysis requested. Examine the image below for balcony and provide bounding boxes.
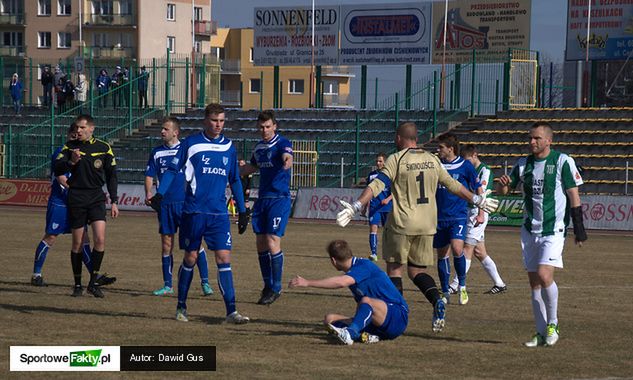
[84,13,135,27]
[322,66,355,78]
[0,12,25,25]
[0,46,25,56]
[89,46,134,59]
[194,20,217,36]
[323,93,353,108]
[220,90,241,106]
[220,59,240,74]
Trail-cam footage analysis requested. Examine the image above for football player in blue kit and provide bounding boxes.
[150,103,250,324]
[239,110,293,306]
[144,117,213,297]
[289,240,408,345]
[31,124,115,287]
[363,152,392,261]
[434,133,484,305]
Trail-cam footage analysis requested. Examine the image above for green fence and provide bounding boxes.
[0,51,220,179]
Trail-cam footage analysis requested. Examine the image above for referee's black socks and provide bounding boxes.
[70,251,82,287]
[389,277,403,295]
[89,250,104,285]
[413,273,442,306]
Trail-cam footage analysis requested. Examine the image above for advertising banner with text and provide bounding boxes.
[253,6,339,66]
[293,187,364,220]
[566,0,633,61]
[339,2,432,65]
[430,0,531,64]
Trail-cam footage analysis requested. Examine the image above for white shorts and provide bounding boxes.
[465,209,488,245]
[520,227,565,272]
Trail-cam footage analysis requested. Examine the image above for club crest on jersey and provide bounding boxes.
[94,158,103,169]
[223,156,228,166]
[546,164,555,175]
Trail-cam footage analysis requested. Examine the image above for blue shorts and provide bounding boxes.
[252,197,291,237]
[433,219,467,248]
[364,303,408,340]
[45,200,70,235]
[158,201,183,235]
[369,211,389,227]
[179,213,232,252]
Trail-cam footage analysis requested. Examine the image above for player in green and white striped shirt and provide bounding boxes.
[448,144,507,296]
[498,122,587,348]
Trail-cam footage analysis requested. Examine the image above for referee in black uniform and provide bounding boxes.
[55,114,119,297]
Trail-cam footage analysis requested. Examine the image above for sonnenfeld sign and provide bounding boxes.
[565,0,633,61]
[339,3,432,65]
[253,6,339,66]
[430,0,532,64]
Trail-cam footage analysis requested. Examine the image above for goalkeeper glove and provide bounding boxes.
[336,200,362,227]
[149,193,163,213]
[238,208,250,235]
[472,189,499,214]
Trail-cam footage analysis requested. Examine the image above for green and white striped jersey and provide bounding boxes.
[509,149,583,236]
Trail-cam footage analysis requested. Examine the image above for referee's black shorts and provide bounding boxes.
[67,189,107,229]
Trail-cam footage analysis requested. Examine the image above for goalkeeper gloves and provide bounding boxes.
[472,189,499,214]
[149,193,163,213]
[238,208,251,234]
[336,200,362,227]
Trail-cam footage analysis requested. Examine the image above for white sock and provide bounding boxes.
[541,282,559,326]
[480,256,505,287]
[531,288,548,336]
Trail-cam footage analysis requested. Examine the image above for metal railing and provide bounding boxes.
[85,13,135,26]
[220,59,241,74]
[194,20,217,36]
[0,12,25,24]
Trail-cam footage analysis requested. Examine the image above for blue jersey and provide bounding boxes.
[250,133,293,198]
[158,131,245,215]
[367,169,392,215]
[49,147,69,204]
[145,143,185,203]
[346,257,409,311]
[436,156,481,221]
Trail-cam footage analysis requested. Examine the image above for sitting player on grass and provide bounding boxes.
[289,240,408,345]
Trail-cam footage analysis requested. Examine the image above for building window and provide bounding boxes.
[194,40,202,53]
[38,0,51,15]
[38,32,51,48]
[166,3,175,21]
[3,31,23,47]
[324,80,339,95]
[57,32,71,48]
[288,79,304,94]
[167,36,175,53]
[93,32,107,47]
[120,0,131,15]
[1,0,22,14]
[92,0,113,15]
[194,6,203,21]
[57,0,71,15]
[249,47,253,62]
[250,78,261,93]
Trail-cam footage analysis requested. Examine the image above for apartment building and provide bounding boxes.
[0,0,216,62]
[212,28,353,110]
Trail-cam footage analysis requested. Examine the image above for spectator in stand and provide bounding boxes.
[138,65,149,109]
[74,74,88,114]
[9,73,24,116]
[41,66,54,107]
[96,69,110,108]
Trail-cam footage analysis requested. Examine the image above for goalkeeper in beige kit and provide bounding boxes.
[337,122,499,332]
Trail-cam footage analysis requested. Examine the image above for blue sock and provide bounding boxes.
[437,256,451,293]
[369,232,378,256]
[454,253,467,287]
[177,261,195,310]
[33,241,50,275]
[82,243,93,272]
[258,251,272,290]
[197,248,209,285]
[217,263,236,315]
[271,251,284,293]
[348,303,373,340]
[162,254,173,288]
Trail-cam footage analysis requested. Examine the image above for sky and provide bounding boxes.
[213,0,569,106]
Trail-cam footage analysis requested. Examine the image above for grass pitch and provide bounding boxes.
[1,207,632,379]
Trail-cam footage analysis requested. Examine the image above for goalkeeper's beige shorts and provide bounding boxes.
[382,228,434,266]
